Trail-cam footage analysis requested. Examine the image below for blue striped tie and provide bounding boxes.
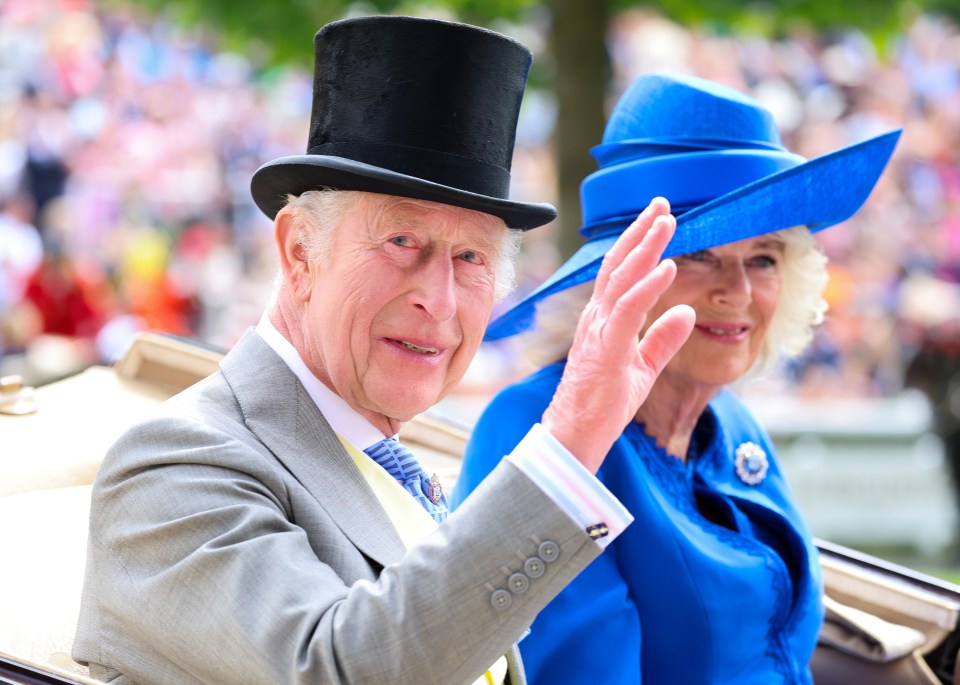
[363,437,448,524]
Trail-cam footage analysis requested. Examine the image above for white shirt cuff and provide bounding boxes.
[506,423,633,548]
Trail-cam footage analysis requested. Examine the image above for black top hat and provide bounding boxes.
[250,15,556,230]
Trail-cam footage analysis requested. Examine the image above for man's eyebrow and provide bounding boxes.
[384,212,504,251]
[382,212,422,229]
[464,227,505,257]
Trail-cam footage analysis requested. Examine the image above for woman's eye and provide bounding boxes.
[750,254,778,268]
[458,250,482,264]
[388,235,412,247]
[680,250,711,263]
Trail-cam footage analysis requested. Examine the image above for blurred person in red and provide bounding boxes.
[0,190,43,354]
[22,247,109,341]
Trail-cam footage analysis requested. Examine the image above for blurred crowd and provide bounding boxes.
[0,0,306,379]
[3,0,960,413]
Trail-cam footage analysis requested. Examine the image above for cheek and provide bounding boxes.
[755,282,782,326]
[458,278,496,322]
[315,279,377,350]
[458,266,497,294]
[457,312,491,361]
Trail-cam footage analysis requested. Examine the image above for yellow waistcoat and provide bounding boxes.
[338,436,508,685]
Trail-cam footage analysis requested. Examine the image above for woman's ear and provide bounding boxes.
[274,206,312,302]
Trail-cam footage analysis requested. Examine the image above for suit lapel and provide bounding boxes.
[219,329,406,568]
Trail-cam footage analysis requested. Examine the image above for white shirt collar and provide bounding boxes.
[255,312,390,450]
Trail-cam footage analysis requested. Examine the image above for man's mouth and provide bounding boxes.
[397,340,440,355]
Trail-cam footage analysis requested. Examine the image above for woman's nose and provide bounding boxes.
[711,262,751,306]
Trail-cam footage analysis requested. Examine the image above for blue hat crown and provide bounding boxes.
[601,74,782,150]
[581,74,806,238]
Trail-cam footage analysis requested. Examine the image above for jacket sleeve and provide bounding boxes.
[454,372,643,684]
[519,546,642,684]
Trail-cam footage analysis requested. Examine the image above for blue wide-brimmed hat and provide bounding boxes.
[485,73,901,340]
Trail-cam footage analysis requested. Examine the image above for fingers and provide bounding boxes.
[594,198,673,300]
[598,257,678,355]
[637,304,696,378]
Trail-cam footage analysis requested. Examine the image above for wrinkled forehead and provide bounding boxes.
[362,192,507,241]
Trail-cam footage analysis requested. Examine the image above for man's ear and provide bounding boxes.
[275,206,312,302]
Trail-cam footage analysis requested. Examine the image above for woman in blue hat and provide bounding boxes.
[452,73,900,684]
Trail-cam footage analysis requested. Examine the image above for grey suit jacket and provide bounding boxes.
[73,330,602,684]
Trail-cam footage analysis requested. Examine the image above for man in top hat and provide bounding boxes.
[72,15,694,685]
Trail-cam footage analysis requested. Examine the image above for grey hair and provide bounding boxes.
[287,189,363,266]
[276,190,523,302]
[521,226,829,373]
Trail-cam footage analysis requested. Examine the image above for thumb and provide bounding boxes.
[637,304,695,376]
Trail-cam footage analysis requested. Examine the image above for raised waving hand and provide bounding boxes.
[542,198,695,472]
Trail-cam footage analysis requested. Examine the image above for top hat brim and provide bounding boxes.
[484,128,901,341]
[251,155,557,231]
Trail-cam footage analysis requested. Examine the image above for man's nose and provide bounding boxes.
[410,254,457,321]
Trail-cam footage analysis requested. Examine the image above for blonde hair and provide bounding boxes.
[760,226,829,371]
[279,189,523,302]
[522,226,829,374]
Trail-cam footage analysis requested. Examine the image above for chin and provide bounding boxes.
[684,364,749,389]
[686,350,757,383]
[378,389,442,422]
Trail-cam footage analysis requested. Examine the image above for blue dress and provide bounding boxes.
[452,361,824,685]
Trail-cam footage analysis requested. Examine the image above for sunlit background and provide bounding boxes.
[4,0,960,575]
